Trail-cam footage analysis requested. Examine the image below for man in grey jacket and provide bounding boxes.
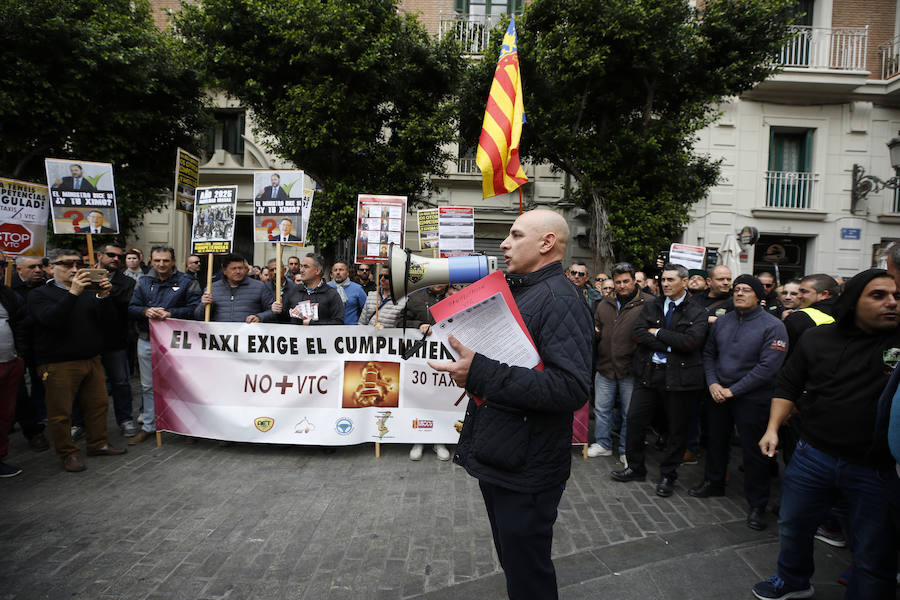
[196,254,276,323]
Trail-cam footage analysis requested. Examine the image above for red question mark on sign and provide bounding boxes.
[65,210,84,229]
[261,219,276,237]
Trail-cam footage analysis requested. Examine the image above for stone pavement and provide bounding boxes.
[1,415,855,600]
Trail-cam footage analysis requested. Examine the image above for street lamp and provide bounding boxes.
[851,132,900,213]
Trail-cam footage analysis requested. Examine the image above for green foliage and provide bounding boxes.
[460,0,794,268]
[177,0,464,249]
[0,0,209,239]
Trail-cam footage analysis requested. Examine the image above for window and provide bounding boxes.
[204,110,245,157]
[766,128,815,209]
[454,0,524,15]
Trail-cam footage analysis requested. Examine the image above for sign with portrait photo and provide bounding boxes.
[191,186,237,255]
[252,170,312,244]
[44,158,119,234]
[354,195,407,264]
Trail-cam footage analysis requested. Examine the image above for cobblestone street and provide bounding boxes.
[1,414,854,600]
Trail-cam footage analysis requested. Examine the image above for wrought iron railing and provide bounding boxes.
[764,171,817,209]
[778,25,868,71]
[439,13,502,55]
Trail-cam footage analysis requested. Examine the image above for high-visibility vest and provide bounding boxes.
[799,307,835,326]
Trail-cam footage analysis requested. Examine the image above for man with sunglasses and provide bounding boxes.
[567,261,602,314]
[756,272,782,316]
[27,249,126,472]
[355,263,376,294]
[71,245,138,438]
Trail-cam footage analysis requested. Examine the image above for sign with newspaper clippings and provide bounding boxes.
[438,206,475,258]
[44,158,119,234]
[417,208,438,251]
[354,195,407,264]
[174,148,200,214]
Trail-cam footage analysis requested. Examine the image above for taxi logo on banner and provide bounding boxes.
[335,417,354,435]
[254,417,275,432]
[412,418,433,430]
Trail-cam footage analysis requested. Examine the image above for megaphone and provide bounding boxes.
[388,242,497,301]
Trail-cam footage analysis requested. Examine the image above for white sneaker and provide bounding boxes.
[587,443,612,457]
[433,444,450,461]
[409,444,423,461]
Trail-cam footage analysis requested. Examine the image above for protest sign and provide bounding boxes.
[0,177,50,258]
[252,170,310,244]
[438,206,474,257]
[354,195,406,264]
[150,320,466,445]
[668,243,706,271]
[191,186,237,255]
[174,148,200,214]
[417,208,438,251]
[44,158,119,234]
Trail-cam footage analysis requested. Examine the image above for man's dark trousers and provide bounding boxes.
[704,395,772,508]
[625,366,693,477]
[479,480,564,600]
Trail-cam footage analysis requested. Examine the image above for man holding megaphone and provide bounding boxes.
[428,209,593,600]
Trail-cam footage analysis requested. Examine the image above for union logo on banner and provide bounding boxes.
[254,417,275,432]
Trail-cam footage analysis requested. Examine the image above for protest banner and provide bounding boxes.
[44,158,119,235]
[150,320,466,445]
[417,208,438,251]
[354,195,406,265]
[438,206,475,258]
[191,186,237,255]
[0,177,50,260]
[252,170,310,244]
[174,148,200,214]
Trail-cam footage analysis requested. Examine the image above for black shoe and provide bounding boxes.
[747,507,767,531]
[688,480,725,498]
[655,474,676,497]
[610,467,646,482]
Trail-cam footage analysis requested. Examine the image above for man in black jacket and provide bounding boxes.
[611,263,708,497]
[429,210,593,600]
[753,269,900,600]
[783,273,837,355]
[11,255,49,451]
[273,253,343,325]
[28,249,126,472]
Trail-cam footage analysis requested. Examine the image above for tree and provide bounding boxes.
[0,0,209,237]
[459,0,795,270]
[177,0,464,251]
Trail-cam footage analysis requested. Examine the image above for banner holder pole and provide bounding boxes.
[374,263,382,326]
[582,443,588,459]
[518,187,523,215]
[275,242,283,304]
[204,253,213,322]
[85,234,95,268]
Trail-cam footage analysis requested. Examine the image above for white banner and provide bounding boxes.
[151,320,467,445]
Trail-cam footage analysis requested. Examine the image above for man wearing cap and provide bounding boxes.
[691,275,787,531]
[686,269,708,297]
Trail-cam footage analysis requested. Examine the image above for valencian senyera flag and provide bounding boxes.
[475,17,528,199]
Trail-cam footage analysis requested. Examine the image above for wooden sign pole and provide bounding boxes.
[275,242,283,303]
[204,253,213,322]
[85,234,95,268]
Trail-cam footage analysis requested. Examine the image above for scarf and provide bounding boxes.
[332,277,349,303]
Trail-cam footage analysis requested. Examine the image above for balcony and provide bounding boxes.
[752,171,826,220]
[457,157,480,174]
[882,35,900,80]
[744,26,870,104]
[439,13,501,55]
[779,25,868,71]
[876,186,900,224]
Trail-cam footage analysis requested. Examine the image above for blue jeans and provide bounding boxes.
[593,373,633,455]
[777,440,895,598]
[137,338,155,433]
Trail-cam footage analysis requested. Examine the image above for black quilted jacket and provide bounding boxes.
[453,261,594,492]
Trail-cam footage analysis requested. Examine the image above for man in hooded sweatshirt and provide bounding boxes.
[752,269,900,600]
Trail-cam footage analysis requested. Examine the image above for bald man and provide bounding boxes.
[430,209,593,600]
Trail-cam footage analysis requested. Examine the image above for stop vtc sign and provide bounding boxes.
[0,222,33,254]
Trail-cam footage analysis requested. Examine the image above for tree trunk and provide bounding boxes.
[590,190,615,274]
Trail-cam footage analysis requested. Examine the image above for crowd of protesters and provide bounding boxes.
[1,238,898,599]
